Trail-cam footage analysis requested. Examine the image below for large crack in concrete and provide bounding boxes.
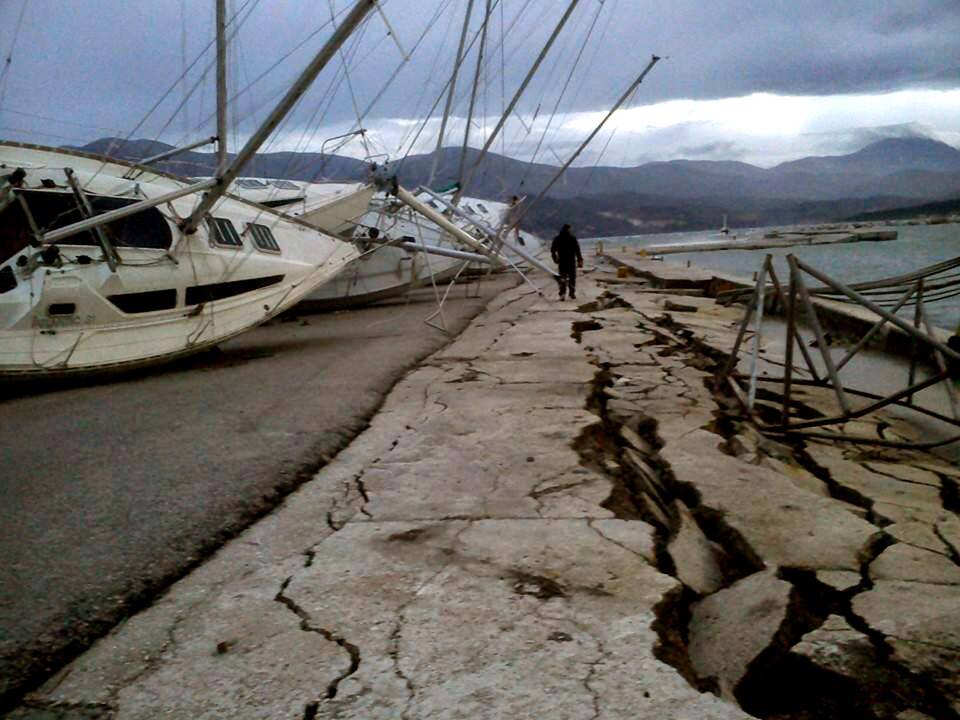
[274,577,362,711]
[571,287,960,719]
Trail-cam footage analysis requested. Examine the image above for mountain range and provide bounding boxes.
[72,136,960,237]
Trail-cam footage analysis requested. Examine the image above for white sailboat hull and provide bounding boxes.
[0,143,359,378]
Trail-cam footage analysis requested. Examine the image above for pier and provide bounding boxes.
[9,256,960,718]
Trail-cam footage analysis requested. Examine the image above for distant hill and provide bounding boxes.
[847,196,960,222]
[70,135,960,236]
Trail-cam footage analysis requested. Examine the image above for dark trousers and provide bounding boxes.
[557,265,577,297]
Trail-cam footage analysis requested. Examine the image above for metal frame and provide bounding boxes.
[717,253,960,449]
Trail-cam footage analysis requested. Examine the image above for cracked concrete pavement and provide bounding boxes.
[13,256,960,719]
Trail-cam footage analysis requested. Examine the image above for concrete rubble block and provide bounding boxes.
[863,461,943,487]
[661,430,879,572]
[622,447,669,499]
[854,581,960,712]
[938,515,960,557]
[31,558,344,718]
[760,456,831,498]
[588,518,658,564]
[583,331,656,363]
[887,521,954,556]
[467,357,595,385]
[649,405,718,443]
[790,614,889,683]
[619,423,657,456]
[687,571,794,697]
[872,501,944,527]
[278,519,749,720]
[787,614,927,718]
[816,570,863,592]
[805,442,944,513]
[868,542,960,585]
[668,501,726,595]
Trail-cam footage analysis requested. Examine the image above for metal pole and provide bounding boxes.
[427,0,474,188]
[908,279,923,404]
[216,0,228,172]
[393,185,502,263]
[392,241,492,264]
[767,263,820,381]
[919,302,960,419]
[137,136,219,167]
[517,54,661,220]
[182,0,378,233]
[747,257,767,410]
[457,0,492,191]
[64,168,120,272]
[781,262,796,427]
[792,255,960,363]
[417,186,558,277]
[834,284,916,373]
[790,257,851,416]
[457,0,582,199]
[42,179,218,245]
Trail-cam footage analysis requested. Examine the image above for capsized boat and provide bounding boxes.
[0,143,360,377]
[0,0,379,378]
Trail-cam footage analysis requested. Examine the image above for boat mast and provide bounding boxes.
[523,54,661,204]
[456,0,491,190]
[215,0,228,172]
[180,0,378,234]
[454,0,581,203]
[427,0,475,188]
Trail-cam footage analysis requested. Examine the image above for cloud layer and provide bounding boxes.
[1,0,958,166]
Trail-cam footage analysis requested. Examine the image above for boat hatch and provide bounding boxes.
[247,223,281,253]
[0,189,172,264]
[185,274,284,305]
[48,302,76,316]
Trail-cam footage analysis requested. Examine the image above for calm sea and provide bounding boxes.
[584,222,960,330]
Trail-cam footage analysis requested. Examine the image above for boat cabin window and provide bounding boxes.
[247,223,280,253]
[477,203,489,213]
[207,217,243,248]
[0,189,172,264]
[236,179,269,189]
[271,180,300,190]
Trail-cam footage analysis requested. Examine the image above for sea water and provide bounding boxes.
[584,222,960,330]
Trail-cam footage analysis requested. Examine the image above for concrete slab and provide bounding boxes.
[688,571,793,697]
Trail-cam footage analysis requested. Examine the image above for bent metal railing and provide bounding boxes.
[717,253,960,450]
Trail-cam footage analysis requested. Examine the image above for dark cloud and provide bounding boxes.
[0,0,958,164]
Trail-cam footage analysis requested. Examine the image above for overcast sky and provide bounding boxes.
[1,0,958,168]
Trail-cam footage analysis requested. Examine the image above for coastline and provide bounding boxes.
[12,257,960,718]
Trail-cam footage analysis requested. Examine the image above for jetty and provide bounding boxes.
[624,225,897,255]
[10,258,960,719]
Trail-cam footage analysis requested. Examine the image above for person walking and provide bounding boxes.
[551,223,583,300]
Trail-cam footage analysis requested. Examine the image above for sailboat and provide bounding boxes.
[0,0,378,378]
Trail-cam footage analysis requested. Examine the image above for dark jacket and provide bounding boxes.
[551,227,582,270]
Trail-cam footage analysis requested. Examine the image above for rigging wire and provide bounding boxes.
[0,0,28,109]
[328,0,373,159]
[517,0,607,189]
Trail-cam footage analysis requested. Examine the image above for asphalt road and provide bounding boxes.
[0,275,519,708]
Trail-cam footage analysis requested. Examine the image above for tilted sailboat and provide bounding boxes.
[0,0,379,378]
